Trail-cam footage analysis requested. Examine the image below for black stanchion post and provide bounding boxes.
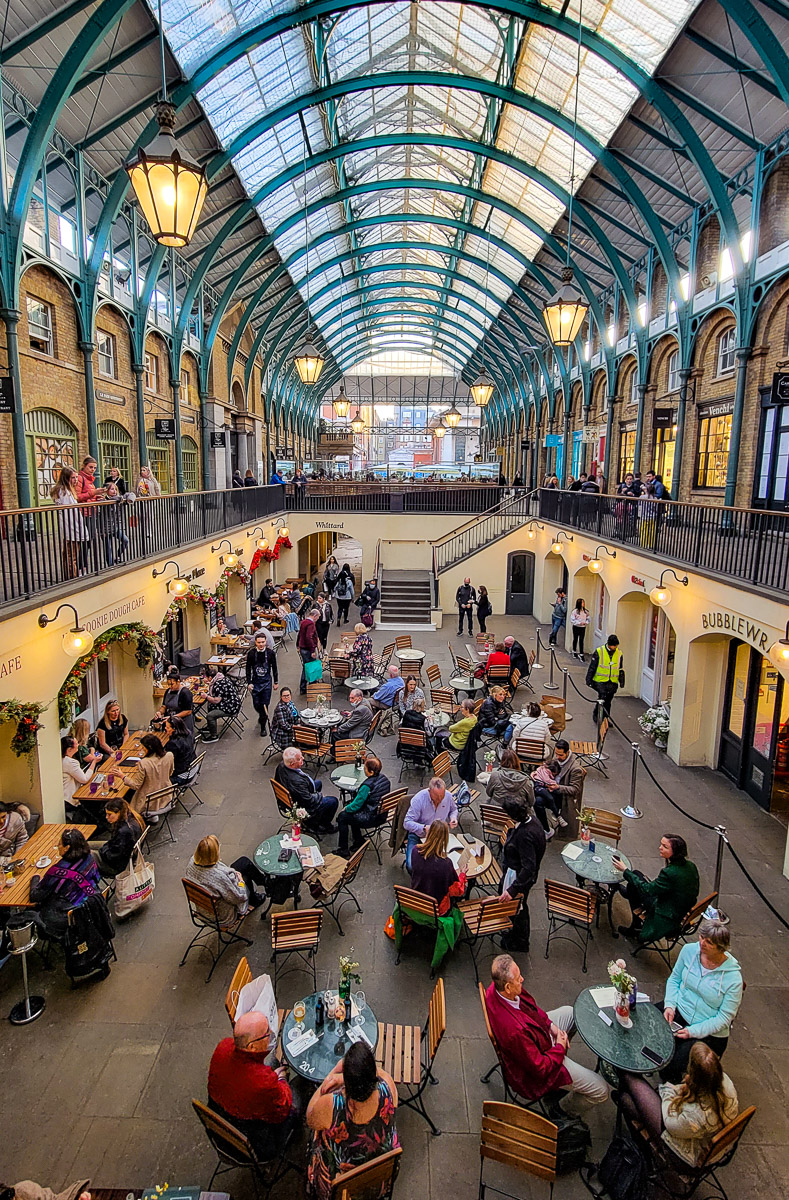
[714,825,730,923]
[532,627,545,670]
[561,668,573,720]
[544,645,560,690]
[621,741,644,819]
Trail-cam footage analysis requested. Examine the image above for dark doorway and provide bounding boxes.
[163,607,185,669]
[506,551,535,614]
[719,638,789,812]
[753,386,789,510]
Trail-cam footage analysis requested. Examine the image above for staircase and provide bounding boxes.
[432,490,539,574]
[378,569,434,628]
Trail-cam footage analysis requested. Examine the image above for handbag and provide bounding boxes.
[114,849,155,918]
[304,658,324,683]
[580,1133,647,1199]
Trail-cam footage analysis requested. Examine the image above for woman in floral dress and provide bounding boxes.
[306,1043,399,1199]
[351,624,375,677]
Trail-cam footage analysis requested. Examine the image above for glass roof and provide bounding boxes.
[155,0,701,369]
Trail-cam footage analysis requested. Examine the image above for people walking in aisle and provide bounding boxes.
[297,608,321,694]
[323,554,340,595]
[456,577,476,635]
[476,584,492,633]
[548,587,567,646]
[334,566,355,625]
[315,595,333,650]
[586,633,624,718]
[245,633,279,733]
[570,598,590,660]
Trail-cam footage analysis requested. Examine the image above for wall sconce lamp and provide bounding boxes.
[272,517,290,539]
[248,526,270,551]
[588,545,617,574]
[768,621,789,670]
[152,560,189,596]
[525,521,545,542]
[649,568,688,607]
[38,603,94,657]
[550,532,574,554]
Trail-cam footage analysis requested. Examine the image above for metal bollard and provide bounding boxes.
[543,645,560,690]
[713,825,730,924]
[620,741,644,819]
[561,667,573,720]
[532,627,545,669]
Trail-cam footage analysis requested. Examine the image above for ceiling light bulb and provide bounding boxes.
[527,529,536,540]
[279,526,289,539]
[226,552,237,567]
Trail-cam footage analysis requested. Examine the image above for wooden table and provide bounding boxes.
[210,634,242,649]
[0,823,95,907]
[73,729,165,804]
[153,673,202,699]
[446,832,492,879]
[207,654,242,668]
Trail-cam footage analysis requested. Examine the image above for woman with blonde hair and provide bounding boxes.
[51,465,88,578]
[184,833,267,919]
[69,717,96,768]
[135,464,162,497]
[409,820,466,912]
[351,622,374,676]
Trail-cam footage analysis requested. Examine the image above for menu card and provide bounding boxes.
[288,1028,318,1055]
[562,843,584,861]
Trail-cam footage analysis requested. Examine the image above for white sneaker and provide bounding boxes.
[557,816,568,828]
[546,811,559,829]
[545,827,555,841]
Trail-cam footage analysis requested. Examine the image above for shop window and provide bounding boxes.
[696,411,732,488]
[653,422,677,492]
[144,352,159,392]
[717,328,736,375]
[24,408,77,504]
[181,434,199,491]
[27,296,53,355]
[145,428,170,491]
[98,420,132,489]
[96,329,116,378]
[666,351,680,393]
[618,427,636,481]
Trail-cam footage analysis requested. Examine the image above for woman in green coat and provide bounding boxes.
[612,834,700,943]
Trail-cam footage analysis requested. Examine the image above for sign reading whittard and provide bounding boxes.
[700,609,777,652]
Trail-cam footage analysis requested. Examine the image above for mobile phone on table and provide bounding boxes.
[278,848,293,863]
[641,1045,664,1067]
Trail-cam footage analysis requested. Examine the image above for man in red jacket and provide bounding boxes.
[208,1010,298,1157]
[485,954,609,1106]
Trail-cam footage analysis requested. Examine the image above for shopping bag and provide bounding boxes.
[304,658,324,683]
[114,849,155,918]
[233,973,280,1064]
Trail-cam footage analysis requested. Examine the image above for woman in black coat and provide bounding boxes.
[499,796,546,953]
[96,798,145,878]
[165,714,196,783]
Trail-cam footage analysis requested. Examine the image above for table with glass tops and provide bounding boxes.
[331,762,368,802]
[281,990,379,1081]
[561,841,631,936]
[253,833,319,908]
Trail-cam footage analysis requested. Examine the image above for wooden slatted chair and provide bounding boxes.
[395,634,412,649]
[180,878,253,983]
[192,1099,296,1195]
[472,696,485,717]
[304,841,369,934]
[173,751,207,812]
[477,631,495,646]
[392,884,442,976]
[479,1101,557,1200]
[224,955,253,1023]
[508,668,523,705]
[271,778,296,831]
[586,807,623,847]
[376,641,396,675]
[480,804,516,857]
[334,739,368,765]
[365,708,382,746]
[330,1148,402,1200]
[361,788,406,865]
[570,716,610,777]
[512,736,550,766]
[485,663,511,691]
[397,727,431,781]
[375,977,446,1136]
[456,654,472,674]
[329,656,352,691]
[447,640,459,672]
[270,909,322,990]
[627,1100,755,1200]
[544,879,597,973]
[426,663,443,688]
[294,723,332,773]
[141,785,179,845]
[430,687,458,716]
[306,681,329,704]
[476,985,564,1115]
[432,750,481,818]
[633,891,720,968]
[458,895,522,983]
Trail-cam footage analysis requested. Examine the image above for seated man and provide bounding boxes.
[403,776,458,870]
[485,954,609,1107]
[270,687,299,750]
[372,665,405,712]
[208,1010,298,1158]
[275,746,338,832]
[336,757,390,857]
[333,689,374,745]
[612,833,699,943]
[200,665,243,743]
[530,739,578,838]
[504,635,530,683]
[256,578,276,608]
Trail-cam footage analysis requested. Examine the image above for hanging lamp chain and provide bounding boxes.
[566,0,583,269]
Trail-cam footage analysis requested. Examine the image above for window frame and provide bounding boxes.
[695,410,733,489]
[96,329,116,378]
[26,296,53,355]
[181,435,199,491]
[144,352,159,393]
[618,425,637,482]
[667,350,680,393]
[180,367,191,405]
[716,328,736,376]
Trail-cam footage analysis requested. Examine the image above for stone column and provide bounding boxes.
[0,308,31,506]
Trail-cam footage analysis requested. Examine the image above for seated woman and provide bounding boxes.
[270,686,300,749]
[485,748,535,808]
[397,674,425,717]
[351,623,375,677]
[165,715,196,785]
[399,696,436,751]
[437,698,477,751]
[659,919,743,1083]
[29,828,102,938]
[184,834,266,918]
[306,1042,399,1200]
[94,797,145,879]
[124,733,174,817]
[504,701,552,749]
[613,833,700,943]
[620,1042,738,1168]
[478,687,509,737]
[409,820,465,911]
[95,699,128,758]
[0,801,29,863]
[70,717,98,768]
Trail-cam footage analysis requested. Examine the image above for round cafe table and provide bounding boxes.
[445,832,492,880]
[331,762,367,803]
[281,990,379,1081]
[346,675,380,692]
[253,833,319,909]
[560,841,631,936]
[426,707,450,729]
[300,708,343,730]
[573,986,674,1075]
[448,673,484,697]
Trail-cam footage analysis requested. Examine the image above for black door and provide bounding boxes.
[163,607,185,669]
[719,639,783,809]
[506,551,535,614]
[753,387,789,510]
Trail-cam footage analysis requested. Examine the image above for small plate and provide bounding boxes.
[35,856,51,869]
[301,709,315,718]
[287,1026,303,1042]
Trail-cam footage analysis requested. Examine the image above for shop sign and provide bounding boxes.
[631,575,645,587]
[155,418,176,440]
[0,653,22,679]
[0,376,15,413]
[700,609,772,652]
[84,595,146,633]
[210,431,226,448]
[698,399,734,418]
[316,520,344,530]
[582,426,605,443]
[770,372,789,404]
[544,434,561,447]
[653,409,674,428]
[96,389,125,406]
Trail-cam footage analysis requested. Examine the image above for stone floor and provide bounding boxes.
[3,614,789,1198]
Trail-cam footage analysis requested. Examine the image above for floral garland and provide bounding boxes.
[0,699,46,757]
[257,535,293,564]
[58,622,160,728]
[215,561,252,600]
[161,584,218,626]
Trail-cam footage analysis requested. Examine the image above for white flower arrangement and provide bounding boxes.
[638,702,671,744]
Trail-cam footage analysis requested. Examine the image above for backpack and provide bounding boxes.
[554,1111,592,1175]
[581,1134,648,1200]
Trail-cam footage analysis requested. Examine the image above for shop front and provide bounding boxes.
[652,408,678,492]
[720,638,789,812]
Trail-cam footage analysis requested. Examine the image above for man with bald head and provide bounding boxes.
[208,1009,297,1156]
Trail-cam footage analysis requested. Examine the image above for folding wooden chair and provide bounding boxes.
[586,807,623,846]
[362,788,406,864]
[458,895,522,983]
[375,977,446,1136]
[173,751,206,814]
[294,723,331,773]
[480,804,516,857]
[395,635,412,650]
[397,727,431,782]
[432,750,480,818]
[479,1101,557,1199]
[334,739,368,765]
[544,878,597,973]
[456,654,472,674]
[392,884,441,975]
[376,641,396,675]
[477,632,495,646]
[485,663,511,692]
[141,785,179,845]
[426,663,443,688]
[304,842,368,934]
[224,955,253,1023]
[270,909,322,990]
[192,1099,295,1195]
[306,681,329,704]
[330,1148,402,1200]
[633,891,720,968]
[513,736,549,766]
[447,640,459,673]
[365,708,382,746]
[626,1099,755,1200]
[271,778,295,829]
[180,879,253,983]
[430,687,458,716]
[329,656,352,691]
[570,716,610,777]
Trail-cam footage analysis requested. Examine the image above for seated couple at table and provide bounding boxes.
[372,665,404,711]
[275,747,339,833]
[69,699,128,766]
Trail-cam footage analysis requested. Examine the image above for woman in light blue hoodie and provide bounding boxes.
[660,919,743,1083]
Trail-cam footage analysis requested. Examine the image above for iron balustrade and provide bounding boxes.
[538,489,789,596]
[285,482,506,514]
[433,491,539,574]
[0,485,285,608]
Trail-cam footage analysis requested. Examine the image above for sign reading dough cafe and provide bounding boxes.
[700,608,780,653]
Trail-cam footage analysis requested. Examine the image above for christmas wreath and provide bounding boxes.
[0,699,46,756]
[58,622,161,728]
[215,561,252,599]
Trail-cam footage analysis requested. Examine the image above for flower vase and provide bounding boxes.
[614,990,632,1028]
[580,825,590,844]
[291,823,301,843]
[355,754,363,770]
[339,976,351,1023]
[486,761,493,773]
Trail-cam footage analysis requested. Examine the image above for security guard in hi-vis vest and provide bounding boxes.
[586,633,625,719]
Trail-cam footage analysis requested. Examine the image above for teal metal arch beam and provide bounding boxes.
[717,0,789,110]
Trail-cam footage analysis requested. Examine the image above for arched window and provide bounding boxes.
[98,420,132,491]
[145,428,171,492]
[181,435,199,491]
[24,408,77,504]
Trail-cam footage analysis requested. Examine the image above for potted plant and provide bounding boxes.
[608,958,636,1028]
[638,702,671,749]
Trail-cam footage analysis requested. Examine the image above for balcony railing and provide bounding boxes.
[433,492,538,574]
[286,482,506,514]
[539,489,789,596]
[0,485,285,610]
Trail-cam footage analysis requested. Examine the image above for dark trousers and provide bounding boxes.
[307,796,339,831]
[619,1075,662,1140]
[252,684,272,730]
[549,616,565,645]
[458,606,473,634]
[205,706,231,737]
[505,881,535,950]
[337,809,382,852]
[572,627,586,654]
[336,599,351,625]
[315,620,330,648]
[654,1001,729,1083]
[593,681,618,717]
[533,786,560,830]
[208,1098,297,1161]
[231,855,267,901]
[478,612,489,633]
[299,649,313,693]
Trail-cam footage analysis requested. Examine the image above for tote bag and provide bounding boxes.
[114,849,155,918]
[304,658,324,683]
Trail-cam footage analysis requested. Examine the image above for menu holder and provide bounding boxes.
[589,985,618,1009]
[296,846,325,868]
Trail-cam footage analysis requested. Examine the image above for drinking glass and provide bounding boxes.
[354,991,366,1026]
[293,998,307,1033]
